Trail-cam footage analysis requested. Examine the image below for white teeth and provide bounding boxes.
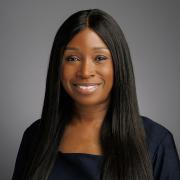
[73,84,100,94]
[78,85,97,92]
[78,85,97,90]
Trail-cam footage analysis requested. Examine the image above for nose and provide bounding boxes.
[76,59,95,79]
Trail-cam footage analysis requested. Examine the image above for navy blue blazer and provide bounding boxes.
[12,116,180,179]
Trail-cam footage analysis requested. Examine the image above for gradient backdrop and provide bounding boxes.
[0,0,180,179]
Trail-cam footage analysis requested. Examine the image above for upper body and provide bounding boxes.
[12,9,180,180]
[12,116,180,180]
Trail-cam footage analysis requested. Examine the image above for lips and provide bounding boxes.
[72,83,101,95]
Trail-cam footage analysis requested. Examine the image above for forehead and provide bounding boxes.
[64,28,110,51]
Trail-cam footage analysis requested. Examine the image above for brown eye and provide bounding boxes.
[65,55,80,62]
[96,55,108,62]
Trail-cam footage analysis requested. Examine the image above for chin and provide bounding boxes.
[73,97,109,107]
[75,100,100,107]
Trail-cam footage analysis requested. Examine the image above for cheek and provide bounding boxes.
[102,64,114,88]
[61,65,73,83]
[61,69,68,82]
[61,67,71,91]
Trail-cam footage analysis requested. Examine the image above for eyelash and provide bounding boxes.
[65,55,79,62]
[96,55,108,61]
[64,55,108,62]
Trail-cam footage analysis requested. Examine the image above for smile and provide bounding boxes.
[72,83,101,95]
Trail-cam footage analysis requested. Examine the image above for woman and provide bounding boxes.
[12,9,180,180]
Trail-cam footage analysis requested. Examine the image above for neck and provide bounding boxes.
[71,101,109,128]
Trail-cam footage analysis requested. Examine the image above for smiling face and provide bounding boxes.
[61,28,114,107]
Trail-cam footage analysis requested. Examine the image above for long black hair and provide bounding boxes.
[24,9,153,180]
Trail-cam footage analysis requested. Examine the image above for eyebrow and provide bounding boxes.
[64,47,109,51]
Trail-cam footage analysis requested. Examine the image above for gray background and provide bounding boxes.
[0,0,179,179]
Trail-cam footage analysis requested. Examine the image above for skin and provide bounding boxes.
[59,28,114,155]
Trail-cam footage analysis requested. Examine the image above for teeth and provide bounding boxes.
[78,85,97,90]
[73,84,100,94]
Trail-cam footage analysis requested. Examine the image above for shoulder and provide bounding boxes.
[141,116,173,156]
[23,119,41,139]
[12,120,41,179]
[21,119,41,149]
[142,115,172,144]
[24,119,41,136]
[141,116,180,179]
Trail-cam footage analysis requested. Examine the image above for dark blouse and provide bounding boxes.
[12,116,180,179]
[49,151,104,180]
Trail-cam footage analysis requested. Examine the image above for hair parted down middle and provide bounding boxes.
[24,9,154,180]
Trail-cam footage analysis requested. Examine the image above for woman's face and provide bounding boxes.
[61,28,114,107]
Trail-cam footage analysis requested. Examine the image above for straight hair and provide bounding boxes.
[24,9,153,180]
